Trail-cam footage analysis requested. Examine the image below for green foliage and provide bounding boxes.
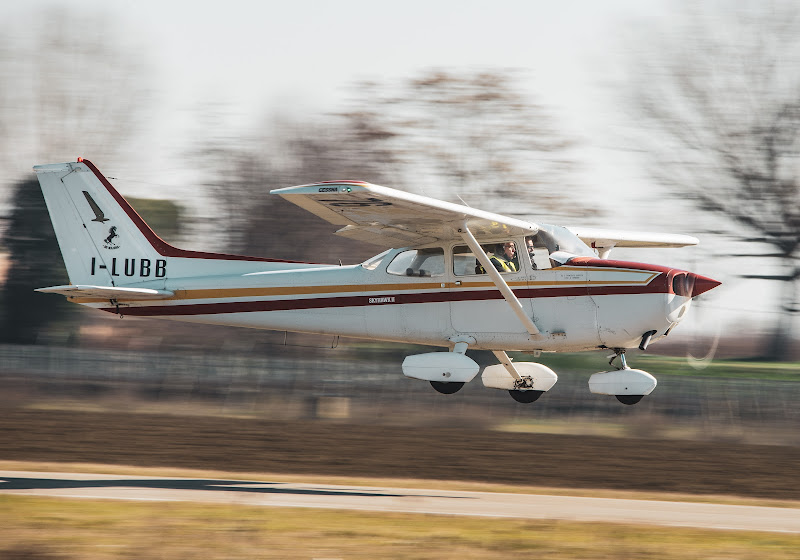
[510,351,800,381]
[0,179,72,344]
[126,197,183,244]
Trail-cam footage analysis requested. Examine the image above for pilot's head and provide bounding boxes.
[501,242,515,260]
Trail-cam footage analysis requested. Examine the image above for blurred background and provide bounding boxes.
[0,0,798,444]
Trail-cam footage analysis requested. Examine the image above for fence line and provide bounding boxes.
[1,344,798,440]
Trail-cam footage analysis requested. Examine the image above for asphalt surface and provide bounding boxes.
[1,470,798,533]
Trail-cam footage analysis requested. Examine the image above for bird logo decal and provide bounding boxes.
[82,191,120,249]
[82,191,109,223]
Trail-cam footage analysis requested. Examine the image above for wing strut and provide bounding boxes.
[458,223,540,337]
[492,350,523,381]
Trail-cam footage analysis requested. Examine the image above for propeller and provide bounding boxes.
[683,273,723,370]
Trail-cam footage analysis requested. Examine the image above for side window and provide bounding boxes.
[453,242,520,276]
[525,235,552,270]
[386,248,445,277]
[453,245,478,276]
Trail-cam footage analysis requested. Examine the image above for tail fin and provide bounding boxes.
[33,159,316,289]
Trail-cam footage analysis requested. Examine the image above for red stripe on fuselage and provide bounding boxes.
[100,278,669,317]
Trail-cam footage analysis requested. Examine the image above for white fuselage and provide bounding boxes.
[75,247,691,353]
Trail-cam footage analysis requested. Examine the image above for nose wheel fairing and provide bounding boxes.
[587,348,657,405]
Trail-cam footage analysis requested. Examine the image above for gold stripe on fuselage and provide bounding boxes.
[69,267,658,304]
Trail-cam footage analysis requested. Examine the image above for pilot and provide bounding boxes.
[476,242,518,274]
[491,242,518,273]
[525,236,538,270]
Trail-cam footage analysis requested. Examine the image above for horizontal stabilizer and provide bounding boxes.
[35,285,174,300]
[567,227,699,249]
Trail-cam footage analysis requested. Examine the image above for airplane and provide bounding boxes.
[33,158,720,405]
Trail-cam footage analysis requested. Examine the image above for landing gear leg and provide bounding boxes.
[608,349,628,370]
[492,350,550,404]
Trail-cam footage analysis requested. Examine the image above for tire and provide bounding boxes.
[508,390,544,403]
[430,381,465,394]
[616,394,644,405]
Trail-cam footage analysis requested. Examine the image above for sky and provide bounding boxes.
[0,0,787,344]
[3,0,664,190]
[0,0,677,220]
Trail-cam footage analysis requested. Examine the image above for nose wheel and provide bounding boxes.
[594,349,654,405]
[616,394,644,405]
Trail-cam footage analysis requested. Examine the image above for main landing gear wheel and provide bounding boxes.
[508,390,544,403]
[616,395,644,405]
[430,381,465,394]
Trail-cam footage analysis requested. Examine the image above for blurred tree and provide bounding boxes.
[0,7,151,344]
[202,116,394,264]
[628,3,800,359]
[340,70,581,218]
[203,70,581,263]
[0,8,149,175]
[127,197,184,245]
[0,179,71,344]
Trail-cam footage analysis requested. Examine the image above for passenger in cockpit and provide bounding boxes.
[525,236,538,270]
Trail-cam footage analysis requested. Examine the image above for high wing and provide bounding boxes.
[566,227,699,258]
[270,181,538,246]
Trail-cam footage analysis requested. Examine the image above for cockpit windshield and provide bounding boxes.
[361,249,391,270]
[534,224,595,258]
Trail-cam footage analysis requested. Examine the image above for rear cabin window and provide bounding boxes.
[386,248,445,277]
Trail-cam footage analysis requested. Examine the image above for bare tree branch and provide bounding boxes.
[628,1,800,358]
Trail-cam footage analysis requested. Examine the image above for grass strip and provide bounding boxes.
[2,494,799,560]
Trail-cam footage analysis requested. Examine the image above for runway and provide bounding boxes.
[1,470,798,533]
